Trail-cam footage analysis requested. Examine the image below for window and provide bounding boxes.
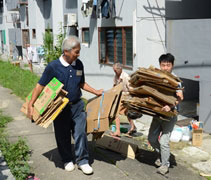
[22,29,29,49]
[26,6,29,26]
[82,28,89,44]
[99,27,133,67]
[45,28,52,33]
[32,29,36,39]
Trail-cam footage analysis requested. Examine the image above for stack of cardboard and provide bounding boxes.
[96,133,138,159]
[21,78,69,128]
[122,66,183,120]
[86,83,123,135]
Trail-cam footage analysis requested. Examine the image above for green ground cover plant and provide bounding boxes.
[0,111,31,180]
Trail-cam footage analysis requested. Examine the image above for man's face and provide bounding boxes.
[113,67,122,76]
[160,61,173,73]
[64,44,80,63]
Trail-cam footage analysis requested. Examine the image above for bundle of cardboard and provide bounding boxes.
[122,66,183,120]
[21,78,69,128]
[86,83,123,135]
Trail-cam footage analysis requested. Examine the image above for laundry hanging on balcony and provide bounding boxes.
[98,0,116,19]
[81,0,93,17]
[91,0,116,19]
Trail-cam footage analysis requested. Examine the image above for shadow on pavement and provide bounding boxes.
[88,141,127,165]
[42,148,64,169]
[136,148,177,168]
[42,141,126,169]
[0,170,10,180]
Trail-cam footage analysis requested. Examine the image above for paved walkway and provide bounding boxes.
[0,85,207,180]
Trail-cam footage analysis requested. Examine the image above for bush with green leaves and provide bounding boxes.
[43,23,66,64]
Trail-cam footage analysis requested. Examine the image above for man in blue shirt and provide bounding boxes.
[27,36,103,175]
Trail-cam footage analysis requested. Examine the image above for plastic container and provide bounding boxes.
[170,127,183,142]
[181,126,191,141]
[111,125,116,132]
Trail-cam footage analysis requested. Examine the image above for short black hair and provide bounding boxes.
[159,53,175,65]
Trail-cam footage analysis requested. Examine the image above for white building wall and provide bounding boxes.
[77,0,165,98]
[20,0,45,63]
[136,0,166,68]
[32,0,45,45]
[28,0,37,46]
[52,0,64,44]
[0,0,16,56]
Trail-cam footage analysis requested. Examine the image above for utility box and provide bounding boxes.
[64,13,77,26]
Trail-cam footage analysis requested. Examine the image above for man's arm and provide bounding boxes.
[80,82,103,96]
[162,90,184,112]
[27,83,45,119]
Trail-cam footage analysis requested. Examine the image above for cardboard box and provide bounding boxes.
[34,77,64,115]
[192,129,203,146]
[86,83,123,133]
[96,134,138,159]
[11,61,20,67]
[20,78,69,128]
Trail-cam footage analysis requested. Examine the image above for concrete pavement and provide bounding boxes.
[0,85,207,180]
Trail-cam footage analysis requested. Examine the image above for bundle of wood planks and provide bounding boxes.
[122,66,183,120]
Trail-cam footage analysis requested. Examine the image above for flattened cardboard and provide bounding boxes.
[34,77,63,115]
[96,134,138,159]
[20,78,69,128]
[86,83,123,133]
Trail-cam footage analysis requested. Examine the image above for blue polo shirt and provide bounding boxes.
[38,56,85,103]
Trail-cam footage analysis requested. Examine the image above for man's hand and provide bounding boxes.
[27,83,44,121]
[95,89,104,96]
[81,82,104,96]
[176,91,184,102]
[27,103,34,120]
[161,105,171,112]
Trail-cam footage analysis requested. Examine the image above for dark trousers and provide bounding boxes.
[53,100,89,166]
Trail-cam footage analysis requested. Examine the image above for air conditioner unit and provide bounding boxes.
[64,13,77,27]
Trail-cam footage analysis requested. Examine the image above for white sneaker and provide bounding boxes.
[78,164,93,175]
[64,162,75,172]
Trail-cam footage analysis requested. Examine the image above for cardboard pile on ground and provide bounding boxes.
[86,83,123,135]
[96,133,138,159]
[21,77,69,128]
[122,66,183,121]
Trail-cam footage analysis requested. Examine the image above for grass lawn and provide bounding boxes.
[0,60,39,100]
